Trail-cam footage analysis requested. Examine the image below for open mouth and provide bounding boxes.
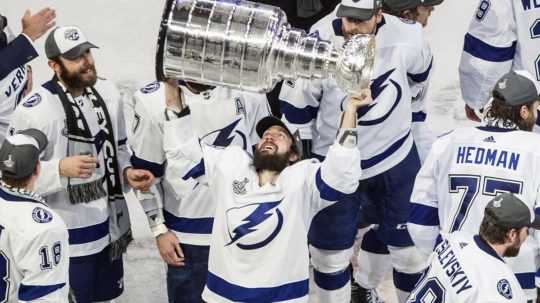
[260,142,277,153]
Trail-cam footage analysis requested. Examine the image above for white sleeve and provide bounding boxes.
[12,223,69,302]
[408,138,445,258]
[163,114,223,198]
[127,91,169,235]
[407,36,434,92]
[459,0,516,110]
[307,140,362,215]
[279,78,322,140]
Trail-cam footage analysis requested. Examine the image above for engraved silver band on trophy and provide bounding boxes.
[156,0,375,94]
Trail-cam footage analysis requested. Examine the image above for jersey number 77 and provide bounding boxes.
[448,174,522,232]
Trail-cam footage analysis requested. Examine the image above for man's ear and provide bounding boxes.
[289,152,299,163]
[48,59,60,76]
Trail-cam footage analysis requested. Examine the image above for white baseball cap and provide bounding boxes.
[45,26,98,60]
[337,0,382,21]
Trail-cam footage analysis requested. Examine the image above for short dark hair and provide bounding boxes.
[382,4,419,20]
[479,208,515,245]
[484,90,537,130]
[2,174,33,188]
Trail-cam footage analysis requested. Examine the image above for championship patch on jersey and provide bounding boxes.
[23,93,42,108]
[140,81,160,94]
[32,207,53,223]
[496,279,513,299]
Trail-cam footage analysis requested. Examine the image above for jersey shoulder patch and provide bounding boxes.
[32,206,54,223]
[496,279,513,300]
[23,93,42,108]
[140,81,161,94]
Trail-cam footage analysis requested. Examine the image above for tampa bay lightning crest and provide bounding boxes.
[201,118,247,150]
[226,200,284,250]
[32,207,53,223]
[353,68,402,126]
[23,93,42,108]
[497,279,513,299]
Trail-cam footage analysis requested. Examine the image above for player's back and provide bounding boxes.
[428,126,540,234]
[0,186,69,302]
[408,233,526,302]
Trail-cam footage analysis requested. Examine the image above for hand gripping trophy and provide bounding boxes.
[155,0,375,94]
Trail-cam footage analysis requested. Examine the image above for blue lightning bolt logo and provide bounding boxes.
[226,200,284,250]
[201,118,248,150]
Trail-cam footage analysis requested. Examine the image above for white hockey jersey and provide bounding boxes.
[409,126,540,298]
[407,233,526,303]
[163,114,361,303]
[460,0,540,111]
[8,78,131,257]
[279,10,432,178]
[0,30,38,143]
[128,81,270,245]
[0,184,69,302]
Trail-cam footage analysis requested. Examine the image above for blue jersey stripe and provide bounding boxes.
[206,271,308,302]
[515,272,535,290]
[182,159,205,180]
[412,111,427,122]
[68,219,109,245]
[463,33,516,62]
[315,169,345,201]
[164,210,214,234]
[408,58,433,83]
[19,283,65,301]
[361,131,410,169]
[280,101,319,125]
[130,153,166,178]
[409,203,439,226]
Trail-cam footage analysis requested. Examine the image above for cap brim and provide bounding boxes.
[18,128,48,152]
[256,116,292,139]
[425,0,444,6]
[336,5,375,20]
[62,42,99,60]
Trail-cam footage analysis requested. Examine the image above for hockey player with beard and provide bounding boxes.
[0,8,55,142]
[459,0,540,127]
[408,71,540,302]
[279,0,433,302]
[127,79,270,302]
[162,83,368,302]
[8,26,154,303]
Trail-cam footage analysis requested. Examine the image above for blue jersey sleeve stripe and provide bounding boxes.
[18,283,66,301]
[68,219,109,245]
[515,272,535,290]
[463,33,516,62]
[412,111,427,122]
[361,131,409,169]
[279,101,318,125]
[409,203,439,226]
[315,169,345,201]
[130,153,165,178]
[407,58,433,83]
[393,269,424,292]
[313,266,351,291]
[206,271,308,301]
[164,210,214,234]
[182,159,205,180]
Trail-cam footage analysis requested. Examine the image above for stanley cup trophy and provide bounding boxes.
[155,0,375,94]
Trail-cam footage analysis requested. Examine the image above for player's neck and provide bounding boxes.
[257,170,279,186]
[489,242,506,258]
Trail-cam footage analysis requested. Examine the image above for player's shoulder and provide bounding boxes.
[310,10,339,40]
[133,81,167,116]
[16,85,63,120]
[379,14,424,47]
[94,76,121,100]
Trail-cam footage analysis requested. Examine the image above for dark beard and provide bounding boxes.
[59,61,97,90]
[503,237,521,257]
[253,148,291,172]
